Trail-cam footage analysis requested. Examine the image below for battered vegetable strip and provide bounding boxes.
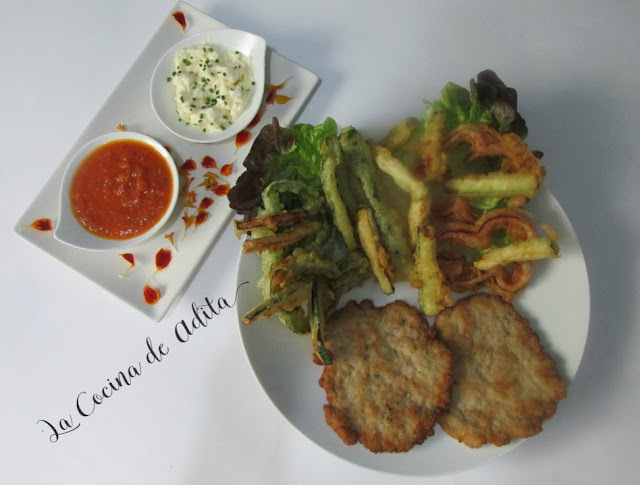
[444,172,540,199]
[340,127,412,276]
[372,145,431,247]
[411,225,451,316]
[242,220,322,253]
[474,237,559,271]
[310,279,332,365]
[372,145,429,199]
[380,117,419,151]
[332,251,371,296]
[321,137,358,250]
[233,209,306,235]
[356,208,394,294]
[276,308,310,335]
[417,110,447,181]
[242,282,311,325]
[407,198,431,248]
[268,250,342,291]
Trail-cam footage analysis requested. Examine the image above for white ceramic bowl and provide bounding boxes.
[150,28,266,144]
[54,132,179,251]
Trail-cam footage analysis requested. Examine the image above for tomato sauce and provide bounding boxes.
[70,140,174,240]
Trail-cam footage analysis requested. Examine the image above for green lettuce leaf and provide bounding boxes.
[426,70,528,138]
[272,117,338,186]
[228,117,338,216]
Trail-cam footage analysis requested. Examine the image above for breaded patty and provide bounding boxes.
[318,299,452,453]
[434,293,567,448]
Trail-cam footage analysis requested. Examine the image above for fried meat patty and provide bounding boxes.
[434,293,567,448]
[319,299,452,453]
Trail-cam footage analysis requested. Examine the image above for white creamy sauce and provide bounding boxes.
[167,44,255,133]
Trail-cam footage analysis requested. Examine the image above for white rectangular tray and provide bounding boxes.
[13,1,319,321]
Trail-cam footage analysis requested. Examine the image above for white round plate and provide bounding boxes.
[150,28,266,144]
[54,131,179,252]
[236,187,590,476]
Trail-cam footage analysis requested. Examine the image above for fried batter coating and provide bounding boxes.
[434,293,567,448]
[319,300,452,453]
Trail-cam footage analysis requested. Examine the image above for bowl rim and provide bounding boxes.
[54,131,179,252]
[150,28,267,144]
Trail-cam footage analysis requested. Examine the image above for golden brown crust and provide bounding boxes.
[318,300,452,453]
[434,293,567,448]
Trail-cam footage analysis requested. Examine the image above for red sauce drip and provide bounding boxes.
[155,248,172,271]
[220,163,233,177]
[181,176,195,195]
[195,210,209,226]
[274,94,293,105]
[201,155,217,168]
[31,218,53,231]
[172,11,187,30]
[247,110,262,129]
[265,88,277,105]
[120,253,135,266]
[180,159,197,173]
[182,212,195,230]
[235,131,251,148]
[143,285,161,305]
[199,197,214,209]
[212,184,230,196]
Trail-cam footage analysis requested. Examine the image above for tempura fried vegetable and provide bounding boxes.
[321,136,358,250]
[444,172,541,199]
[417,110,447,181]
[242,282,311,325]
[372,145,431,247]
[356,208,394,294]
[341,127,412,277]
[268,249,343,292]
[310,279,332,365]
[474,237,559,271]
[372,145,429,199]
[443,124,544,183]
[233,209,306,236]
[241,221,322,254]
[332,251,371,296]
[381,117,419,151]
[407,198,431,248]
[411,225,451,316]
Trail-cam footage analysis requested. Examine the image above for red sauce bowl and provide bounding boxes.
[55,132,179,251]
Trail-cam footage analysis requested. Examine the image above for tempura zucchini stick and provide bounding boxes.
[234,209,306,235]
[310,279,332,365]
[242,282,311,325]
[356,208,394,294]
[418,110,447,181]
[407,198,431,248]
[372,145,431,247]
[372,145,429,199]
[381,117,419,151]
[474,237,559,271]
[341,127,412,276]
[321,136,358,250]
[444,172,541,199]
[411,225,451,316]
[242,221,322,253]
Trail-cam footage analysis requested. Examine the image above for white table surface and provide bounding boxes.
[2,1,639,483]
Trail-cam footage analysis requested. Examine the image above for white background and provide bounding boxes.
[2,1,639,484]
